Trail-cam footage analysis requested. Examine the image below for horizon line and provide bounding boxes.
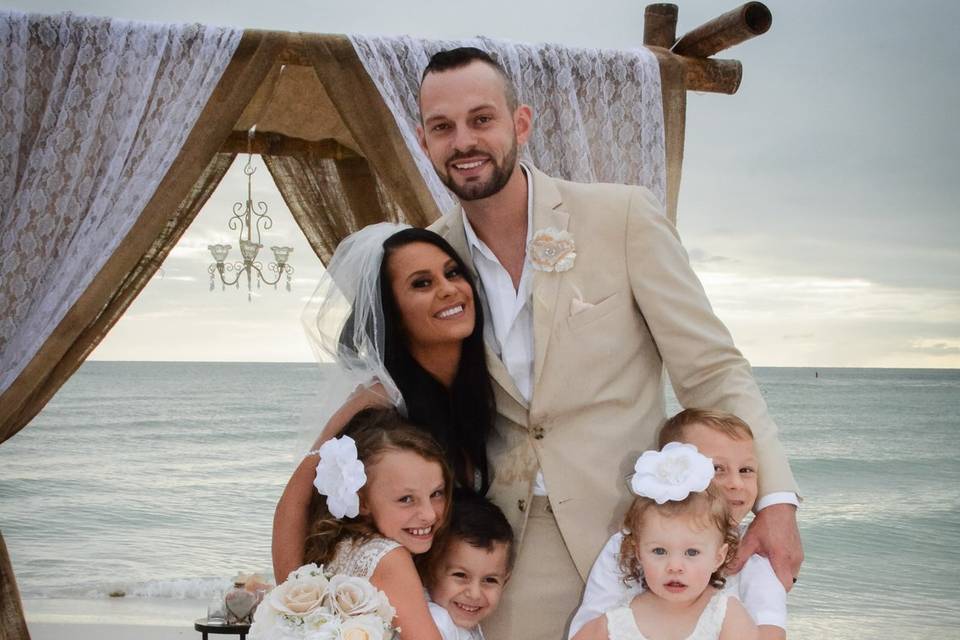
[85,359,960,371]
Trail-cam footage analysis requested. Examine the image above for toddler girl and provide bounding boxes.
[303,408,452,640]
[573,443,757,640]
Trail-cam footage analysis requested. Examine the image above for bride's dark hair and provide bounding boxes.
[377,228,495,494]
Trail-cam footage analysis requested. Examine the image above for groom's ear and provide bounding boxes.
[514,104,533,146]
[416,124,428,155]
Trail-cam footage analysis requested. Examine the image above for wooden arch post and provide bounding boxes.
[1,531,30,640]
[643,2,772,222]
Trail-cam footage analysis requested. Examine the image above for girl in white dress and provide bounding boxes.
[573,444,757,640]
[303,408,453,640]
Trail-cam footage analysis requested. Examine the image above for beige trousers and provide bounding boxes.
[482,497,585,640]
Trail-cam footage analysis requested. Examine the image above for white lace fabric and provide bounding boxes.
[0,11,241,394]
[348,35,666,215]
[327,535,402,580]
[605,592,729,640]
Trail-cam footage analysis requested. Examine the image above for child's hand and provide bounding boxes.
[730,504,803,591]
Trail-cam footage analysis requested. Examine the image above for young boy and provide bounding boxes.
[425,489,514,640]
[569,409,787,640]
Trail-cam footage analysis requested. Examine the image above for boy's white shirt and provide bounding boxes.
[567,526,787,638]
[428,600,485,640]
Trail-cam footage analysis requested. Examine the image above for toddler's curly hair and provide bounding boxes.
[618,485,739,590]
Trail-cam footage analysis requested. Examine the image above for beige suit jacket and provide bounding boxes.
[429,166,799,580]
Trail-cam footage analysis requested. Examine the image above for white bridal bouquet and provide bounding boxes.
[249,563,396,640]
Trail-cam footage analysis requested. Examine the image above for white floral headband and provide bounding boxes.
[630,442,715,504]
[312,435,367,519]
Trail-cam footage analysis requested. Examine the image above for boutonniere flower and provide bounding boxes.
[528,228,576,272]
[630,442,715,504]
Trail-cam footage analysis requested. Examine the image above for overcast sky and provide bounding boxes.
[5,0,958,367]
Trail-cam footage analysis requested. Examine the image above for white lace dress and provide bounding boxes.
[604,592,730,640]
[326,535,401,579]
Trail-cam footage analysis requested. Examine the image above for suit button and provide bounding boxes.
[532,425,545,440]
[517,499,526,512]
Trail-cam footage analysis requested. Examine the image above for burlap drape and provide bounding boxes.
[299,34,441,230]
[0,31,284,445]
[264,152,406,265]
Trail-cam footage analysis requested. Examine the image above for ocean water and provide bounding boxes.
[1,363,958,638]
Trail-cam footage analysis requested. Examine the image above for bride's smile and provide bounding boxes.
[386,241,476,351]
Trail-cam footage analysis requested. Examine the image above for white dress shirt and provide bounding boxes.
[461,167,535,404]
[462,164,549,495]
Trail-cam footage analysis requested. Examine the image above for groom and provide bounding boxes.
[419,48,802,639]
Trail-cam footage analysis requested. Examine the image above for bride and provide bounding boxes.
[272,222,496,579]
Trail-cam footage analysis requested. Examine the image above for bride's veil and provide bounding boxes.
[296,222,412,456]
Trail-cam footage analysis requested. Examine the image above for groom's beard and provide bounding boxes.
[438,138,519,201]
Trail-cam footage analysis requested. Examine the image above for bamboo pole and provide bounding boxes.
[672,2,772,58]
[643,4,678,48]
[682,57,743,95]
[219,131,360,158]
[646,47,686,223]
[0,531,30,640]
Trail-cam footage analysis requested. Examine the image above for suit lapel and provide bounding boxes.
[437,210,529,411]
[530,168,569,392]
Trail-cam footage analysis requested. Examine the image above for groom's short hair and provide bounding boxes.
[420,47,518,112]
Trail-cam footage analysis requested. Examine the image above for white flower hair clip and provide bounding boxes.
[630,442,715,504]
[313,435,367,519]
[529,227,576,272]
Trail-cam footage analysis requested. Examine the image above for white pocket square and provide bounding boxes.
[570,298,595,316]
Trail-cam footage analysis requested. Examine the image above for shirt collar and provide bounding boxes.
[461,162,534,260]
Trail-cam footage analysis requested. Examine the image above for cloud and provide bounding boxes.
[906,339,960,357]
[687,248,737,266]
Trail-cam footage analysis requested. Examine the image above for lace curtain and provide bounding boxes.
[348,35,666,215]
[0,12,242,396]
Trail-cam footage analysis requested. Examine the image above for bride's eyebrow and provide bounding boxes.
[404,269,432,282]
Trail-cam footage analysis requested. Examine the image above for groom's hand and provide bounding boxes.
[730,503,803,592]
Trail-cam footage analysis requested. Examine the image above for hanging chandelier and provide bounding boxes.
[208,128,293,302]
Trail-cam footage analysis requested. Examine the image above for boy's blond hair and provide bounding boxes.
[657,408,753,449]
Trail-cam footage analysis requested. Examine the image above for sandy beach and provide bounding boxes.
[24,597,208,640]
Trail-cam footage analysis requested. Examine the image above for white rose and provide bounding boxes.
[301,609,340,640]
[269,571,330,617]
[341,614,388,640]
[631,442,715,504]
[327,575,388,619]
[247,602,278,640]
[249,602,300,640]
[371,590,396,625]
[288,563,324,583]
